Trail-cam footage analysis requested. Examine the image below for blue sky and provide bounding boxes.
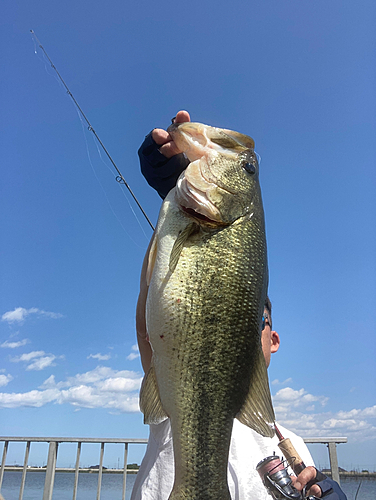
[1,0,375,471]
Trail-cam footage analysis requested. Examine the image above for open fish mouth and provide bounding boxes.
[175,161,226,225]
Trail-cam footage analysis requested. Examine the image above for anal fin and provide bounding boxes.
[140,363,168,425]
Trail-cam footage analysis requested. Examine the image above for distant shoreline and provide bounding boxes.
[3,467,375,478]
[320,471,376,479]
[2,466,139,474]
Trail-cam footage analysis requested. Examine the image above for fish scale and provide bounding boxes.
[140,122,275,500]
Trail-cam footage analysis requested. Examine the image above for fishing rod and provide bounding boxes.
[30,30,155,231]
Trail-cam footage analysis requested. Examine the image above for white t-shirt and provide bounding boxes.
[131,419,315,500]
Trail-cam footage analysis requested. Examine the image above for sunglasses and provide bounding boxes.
[262,312,272,331]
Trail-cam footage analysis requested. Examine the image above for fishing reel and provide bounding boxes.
[256,455,320,500]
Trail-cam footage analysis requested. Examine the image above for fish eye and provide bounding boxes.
[243,161,256,175]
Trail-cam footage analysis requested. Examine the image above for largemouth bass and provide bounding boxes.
[140,122,275,500]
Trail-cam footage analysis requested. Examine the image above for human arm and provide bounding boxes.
[138,110,191,198]
[136,235,154,373]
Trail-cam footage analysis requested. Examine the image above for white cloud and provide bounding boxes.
[26,355,58,371]
[127,353,140,361]
[127,344,140,361]
[41,375,56,388]
[336,406,376,419]
[10,351,62,371]
[0,365,143,412]
[1,339,29,349]
[273,386,376,443]
[87,353,111,361]
[273,387,328,409]
[271,378,292,386]
[361,405,376,417]
[1,307,63,324]
[0,367,375,438]
[11,351,46,362]
[96,377,141,392]
[0,374,13,387]
[0,389,59,408]
[321,418,370,432]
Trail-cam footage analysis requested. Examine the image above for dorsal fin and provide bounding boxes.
[236,347,276,438]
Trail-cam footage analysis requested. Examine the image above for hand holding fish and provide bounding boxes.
[152,110,190,157]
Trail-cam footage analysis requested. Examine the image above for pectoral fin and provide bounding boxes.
[169,222,199,273]
[236,349,276,438]
[140,363,168,425]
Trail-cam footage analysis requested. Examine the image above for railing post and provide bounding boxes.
[327,442,340,485]
[96,442,105,500]
[122,443,129,500]
[43,441,58,500]
[19,441,30,500]
[73,442,82,500]
[0,441,9,491]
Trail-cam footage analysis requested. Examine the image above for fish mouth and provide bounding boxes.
[175,171,224,225]
[181,206,218,224]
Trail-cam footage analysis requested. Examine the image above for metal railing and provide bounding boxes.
[0,435,347,498]
[0,437,148,500]
[304,437,347,484]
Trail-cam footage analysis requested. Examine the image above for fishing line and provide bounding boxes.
[354,481,362,500]
[75,107,145,248]
[91,135,149,241]
[30,30,155,232]
[32,33,69,90]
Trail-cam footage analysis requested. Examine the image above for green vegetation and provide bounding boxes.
[127,463,139,470]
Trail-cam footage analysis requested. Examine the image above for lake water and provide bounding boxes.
[1,471,375,500]
[1,471,136,500]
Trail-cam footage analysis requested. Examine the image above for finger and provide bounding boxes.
[308,484,322,498]
[152,112,191,159]
[174,110,191,124]
[294,466,317,491]
[152,128,171,146]
[151,129,182,158]
[158,141,184,158]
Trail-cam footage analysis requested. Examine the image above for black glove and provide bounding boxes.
[306,469,347,499]
[138,132,189,199]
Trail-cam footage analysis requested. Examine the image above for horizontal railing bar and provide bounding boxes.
[0,436,347,445]
[0,437,148,444]
[303,437,347,444]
